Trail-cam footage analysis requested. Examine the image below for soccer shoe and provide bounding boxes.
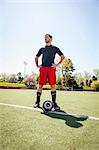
[53,102,60,110]
[33,103,41,108]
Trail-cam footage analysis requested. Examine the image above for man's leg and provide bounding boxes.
[50,84,60,110]
[35,84,43,106]
[48,67,60,110]
[34,67,47,108]
[50,84,56,103]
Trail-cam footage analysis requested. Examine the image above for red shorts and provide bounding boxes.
[39,67,56,85]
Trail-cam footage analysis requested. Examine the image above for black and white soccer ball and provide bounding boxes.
[42,100,53,112]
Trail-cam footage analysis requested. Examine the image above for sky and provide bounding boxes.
[0,0,99,76]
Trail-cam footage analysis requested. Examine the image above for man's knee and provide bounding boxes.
[38,84,43,89]
[50,84,55,89]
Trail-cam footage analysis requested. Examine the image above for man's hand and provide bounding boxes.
[51,63,57,68]
[37,65,42,68]
[51,55,65,68]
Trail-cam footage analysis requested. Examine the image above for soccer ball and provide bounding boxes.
[42,100,53,112]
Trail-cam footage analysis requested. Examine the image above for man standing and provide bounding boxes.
[34,34,65,110]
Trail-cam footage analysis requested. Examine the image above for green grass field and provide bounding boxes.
[0,89,99,150]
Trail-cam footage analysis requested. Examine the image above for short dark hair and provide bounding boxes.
[45,34,52,39]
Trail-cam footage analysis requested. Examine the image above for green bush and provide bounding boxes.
[0,82,26,87]
[91,80,99,91]
[83,86,94,91]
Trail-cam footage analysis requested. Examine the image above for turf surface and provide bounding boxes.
[0,89,99,150]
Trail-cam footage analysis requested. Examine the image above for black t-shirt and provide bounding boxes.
[36,45,63,67]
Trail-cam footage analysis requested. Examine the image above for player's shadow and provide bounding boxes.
[41,110,88,128]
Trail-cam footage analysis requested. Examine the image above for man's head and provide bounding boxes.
[45,34,52,44]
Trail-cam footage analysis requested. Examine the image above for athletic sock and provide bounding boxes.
[36,92,41,104]
[51,91,56,103]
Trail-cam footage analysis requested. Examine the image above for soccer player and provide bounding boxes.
[34,34,65,110]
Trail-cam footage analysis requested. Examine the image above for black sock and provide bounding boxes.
[51,91,56,103]
[36,92,41,104]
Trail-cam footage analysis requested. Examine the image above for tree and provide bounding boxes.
[23,74,36,88]
[0,73,9,82]
[93,69,99,79]
[61,58,75,88]
[84,71,91,80]
[62,58,75,72]
[17,72,23,82]
[85,79,89,86]
[56,74,62,85]
[92,76,97,81]
[8,74,17,83]
[89,79,92,87]
[74,73,85,85]
[17,72,21,78]
[36,75,39,84]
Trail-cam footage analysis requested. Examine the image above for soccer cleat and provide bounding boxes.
[53,102,60,110]
[33,103,41,108]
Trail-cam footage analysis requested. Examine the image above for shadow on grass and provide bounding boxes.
[41,110,88,128]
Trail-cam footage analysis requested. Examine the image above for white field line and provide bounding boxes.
[0,102,42,112]
[0,102,99,121]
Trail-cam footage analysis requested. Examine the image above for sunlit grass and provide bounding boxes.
[0,89,99,150]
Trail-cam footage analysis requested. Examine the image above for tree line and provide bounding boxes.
[0,58,99,90]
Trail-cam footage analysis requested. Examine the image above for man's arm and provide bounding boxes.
[35,49,42,67]
[56,47,65,66]
[52,54,65,68]
[56,54,65,66]
[35,56,39,67]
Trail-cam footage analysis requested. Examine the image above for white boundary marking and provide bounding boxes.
[0,102,42,112]
[0,102,99,121]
